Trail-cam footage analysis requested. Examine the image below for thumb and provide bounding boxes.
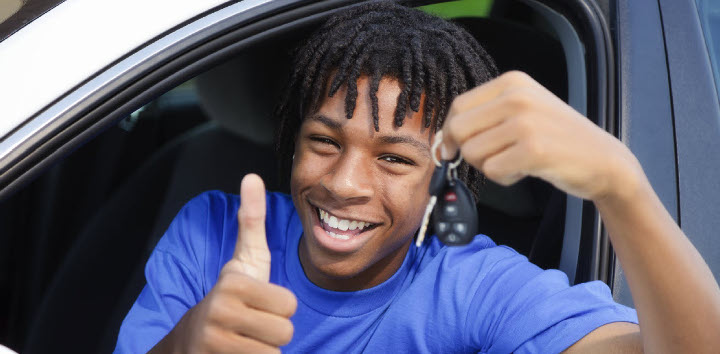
[234,173,271,282]
[436,129,459,161]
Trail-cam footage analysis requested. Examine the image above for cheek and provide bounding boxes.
[290,147,331,192]
[384,169,434,235]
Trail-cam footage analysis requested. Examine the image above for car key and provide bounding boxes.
[431,171,478,245]
[416,161,448,246]
[416,131,478,246]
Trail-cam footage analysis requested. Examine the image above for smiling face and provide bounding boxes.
[290,75,436,291]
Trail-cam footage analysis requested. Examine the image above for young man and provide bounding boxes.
[116,2,720,353]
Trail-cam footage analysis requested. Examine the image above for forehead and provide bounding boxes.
[313,75,432,141]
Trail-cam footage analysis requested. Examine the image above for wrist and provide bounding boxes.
[593,146,651,207]
[149,305,197,354]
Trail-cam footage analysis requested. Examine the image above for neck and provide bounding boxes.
[297,237,412,292]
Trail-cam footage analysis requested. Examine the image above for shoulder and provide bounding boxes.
[177,190,295,230]
[153,190,296,271]
[418,234,532,278]
[183,189,296,241]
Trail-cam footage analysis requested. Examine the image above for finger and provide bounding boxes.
[234,173,271,282]
[212,330,281,354]
[448,71,535,116]
[218,272,298,318]
[219,305,294,347]
[458,117,521,169]
[481,143,532,186]
[443,90,534,157]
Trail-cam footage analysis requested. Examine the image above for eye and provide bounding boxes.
[380,155,415,165]
[309,136,339,147]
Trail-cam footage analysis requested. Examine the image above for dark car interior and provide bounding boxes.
[0,1,574,353]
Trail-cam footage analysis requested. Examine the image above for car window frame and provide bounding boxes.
[0,0,617,286]
[657,0,720,286]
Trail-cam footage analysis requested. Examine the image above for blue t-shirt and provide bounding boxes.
[115,191,637,353]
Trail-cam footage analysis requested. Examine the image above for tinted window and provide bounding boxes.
[697,0,720,102]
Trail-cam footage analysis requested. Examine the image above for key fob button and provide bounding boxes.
[444,204,458,216]
[453,223,466,234]
[427,162,478,246]
[436,222,449,233]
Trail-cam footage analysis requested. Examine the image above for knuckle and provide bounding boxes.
[497,175,517,187]
[523,138,545,160]
[207,295,235,320]
[482,159,503,181]
[448,93,469,116]
[510,115,534,139]
[503,90,532,110]
[502,70,531,85]
[200,325,221,349]
[446,118,464,142]
[220,259,245,277]
[460,144,482,166]
[219,270,255,297]
[238,249,271,267]
[230,275,253,297]
[239,209,265,228]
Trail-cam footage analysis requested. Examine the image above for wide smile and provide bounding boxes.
[315,206,378,239]
[307,201,381,253]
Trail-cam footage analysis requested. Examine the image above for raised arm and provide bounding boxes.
[441,71,720,352]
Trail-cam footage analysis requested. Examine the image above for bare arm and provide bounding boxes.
[580,153,720,352]
[442,71,720,352]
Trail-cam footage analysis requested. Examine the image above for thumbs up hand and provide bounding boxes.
[151,174,297,354]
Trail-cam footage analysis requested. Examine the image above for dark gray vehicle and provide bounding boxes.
[0,0,718,352]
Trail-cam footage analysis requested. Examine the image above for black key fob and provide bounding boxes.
[431,179,478,245]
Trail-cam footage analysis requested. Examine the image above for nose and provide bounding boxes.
[321,152,374,203]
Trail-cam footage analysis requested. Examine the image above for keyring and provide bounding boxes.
[431,130,463,170]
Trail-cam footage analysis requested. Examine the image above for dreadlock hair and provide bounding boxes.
[275,1,498,199]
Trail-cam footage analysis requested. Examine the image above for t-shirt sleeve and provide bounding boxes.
[114,192,222,354]
[467,246,638,354]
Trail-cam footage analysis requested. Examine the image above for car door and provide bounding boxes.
[658,0,720,291]
[610,0,720,307]
[0,0,639,352]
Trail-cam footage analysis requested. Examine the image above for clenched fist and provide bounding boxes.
[441,71,644,202]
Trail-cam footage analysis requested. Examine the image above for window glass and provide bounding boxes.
[420,0,493,18]
[697,0,720,102]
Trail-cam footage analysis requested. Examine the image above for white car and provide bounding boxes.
[1,0,719,352]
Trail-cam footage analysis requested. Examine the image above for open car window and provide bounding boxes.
[0,0,616,352]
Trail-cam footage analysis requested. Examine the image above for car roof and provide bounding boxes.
[0,0,242,139]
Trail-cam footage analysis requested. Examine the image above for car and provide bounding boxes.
[1,0,719,352]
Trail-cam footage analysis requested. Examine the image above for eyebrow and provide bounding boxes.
[307,114,342,131]
[378,135,431,157]
[307,114,431,157]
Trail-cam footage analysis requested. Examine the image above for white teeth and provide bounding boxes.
[327,231,350,240]
[317,207,372,232]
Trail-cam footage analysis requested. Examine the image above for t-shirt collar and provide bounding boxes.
[284,211,416,317]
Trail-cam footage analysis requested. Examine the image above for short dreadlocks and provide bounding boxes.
[275,1,498,198]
